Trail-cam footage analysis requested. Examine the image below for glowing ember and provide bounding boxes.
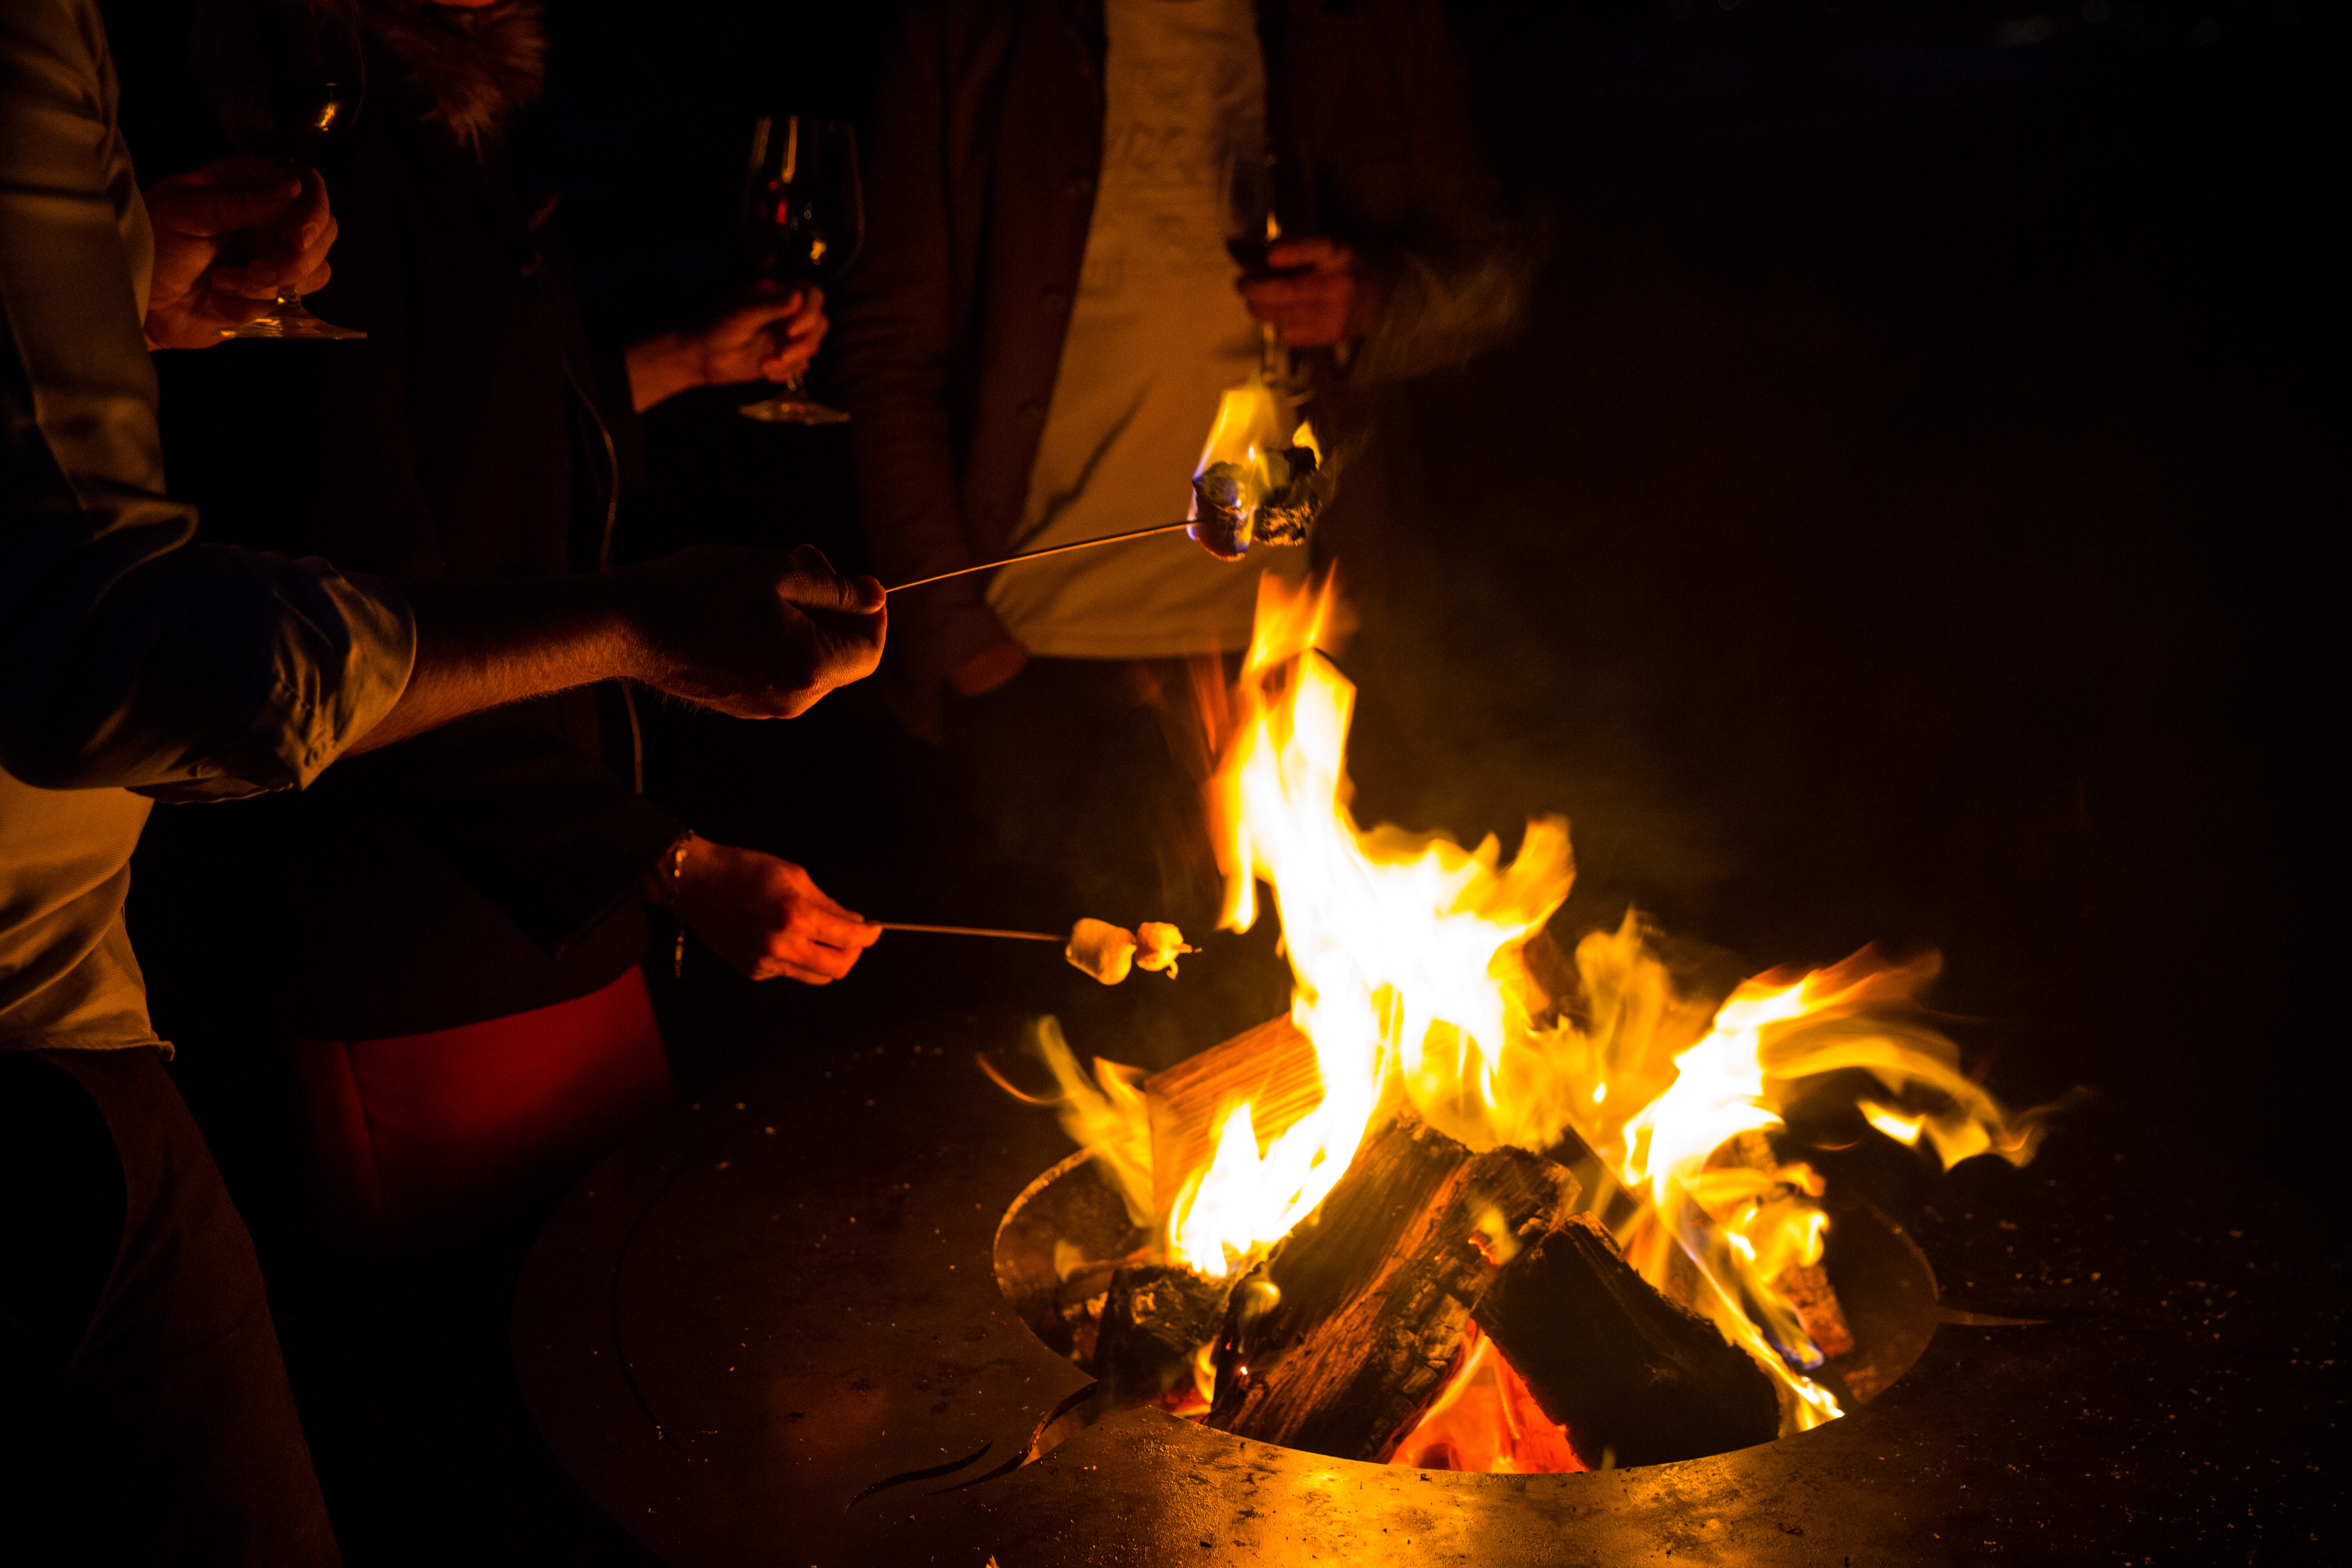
[1019,570,2060,1469]
[1388,1322,1584,1474]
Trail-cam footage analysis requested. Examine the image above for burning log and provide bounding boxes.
[1473,1215,1781,1468]
[1143,1016,1324,1221]
[1712,1129,1855,1362]
[1091,1264,1231,1409]
[1205,1113,1579,1461]
[1774,1259,1854,1361]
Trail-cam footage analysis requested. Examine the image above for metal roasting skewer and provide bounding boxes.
[872,923,1062,941]
[885,521,1194,593]
[869,922,1203,958]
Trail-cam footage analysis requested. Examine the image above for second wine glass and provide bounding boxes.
[738,115,863,425]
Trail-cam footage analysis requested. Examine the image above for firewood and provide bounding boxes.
[1514,925,1582,1028]
[1774,1260,1854,1360]
[1205,1112,1580,1461]
[1473,1214,1780,1468]
[1712,1129,1855,1361]
[1144,1016,1323,1219]
[1090,1264,1232,1408]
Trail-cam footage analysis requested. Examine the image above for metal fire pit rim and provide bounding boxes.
[994,1141,1943,1478]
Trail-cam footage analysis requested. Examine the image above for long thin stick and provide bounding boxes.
[873,922,1062,942]
[886,521,1192,593]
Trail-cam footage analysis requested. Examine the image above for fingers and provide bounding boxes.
[777,863,882,951]
[215,169,335,296]
[1264,236,1345,270]
[1240,263,1357,348]
[770,878,876,984]
[633,543,886,717]
[756,289,829,381]
[677,843,877,984]
[145,167,304,238]
[780,544,887,615]
[720,286,808,333]
[158,164,336,310]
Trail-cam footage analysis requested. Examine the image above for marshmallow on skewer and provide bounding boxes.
[1186,376,1324,561]
[1134,922,1187,977]
[1065,918,1137,985]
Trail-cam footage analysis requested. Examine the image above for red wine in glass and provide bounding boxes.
[203,0,368,341]
[738,116,863,425]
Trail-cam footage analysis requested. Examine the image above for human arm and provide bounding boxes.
[624,283,829,412]
[3,4,884,802]
[348,544,885,755]
[2,0,412,795]
[141,158,337,349]
[643,834,881,984]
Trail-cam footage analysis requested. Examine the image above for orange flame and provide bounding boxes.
[1024,570,2058,1468]
[1388,1322,1585,1474]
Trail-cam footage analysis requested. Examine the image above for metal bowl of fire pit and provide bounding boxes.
[993,1134,1941,1474]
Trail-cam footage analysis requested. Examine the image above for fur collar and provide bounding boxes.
[359,0,547,152]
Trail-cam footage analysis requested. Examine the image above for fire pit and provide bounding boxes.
[515,574,2341,1560]
[514,1025,2339,1565]
[993,1136,1940,1467]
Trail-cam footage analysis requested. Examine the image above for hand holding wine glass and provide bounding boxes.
[737,116,863,425]
[200,0,369,341]
[1237,237,1371,350]
[143,157,337,349]
[1224,145,1369,363]
[624,280,829,412]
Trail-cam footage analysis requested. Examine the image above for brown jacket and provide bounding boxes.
[835,0,1500,733]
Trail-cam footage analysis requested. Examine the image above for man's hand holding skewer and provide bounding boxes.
[628,543,885,719]
[354,543,884,754]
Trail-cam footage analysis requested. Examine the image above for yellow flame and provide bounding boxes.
[1191,376,1290,497]
[1016,571,2060,1464]
[1861,1101,1925,1145]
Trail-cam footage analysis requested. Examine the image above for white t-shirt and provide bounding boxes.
[987,0,1306,660]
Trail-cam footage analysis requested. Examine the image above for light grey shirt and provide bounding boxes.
[987,0,1304,660]
[1,0,415,1052]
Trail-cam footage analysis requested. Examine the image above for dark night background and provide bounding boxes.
[104,0,2341,1560]
[514,0,2336,1190]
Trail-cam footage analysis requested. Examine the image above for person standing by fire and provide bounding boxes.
[128,0,884,1267]
[0,0,885,1556]
[837,0,1513,949]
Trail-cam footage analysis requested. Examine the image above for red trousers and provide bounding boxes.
[289,967,671,1253]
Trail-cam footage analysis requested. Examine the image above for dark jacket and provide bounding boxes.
[835,0,1502,735]
[133,20,681,1041]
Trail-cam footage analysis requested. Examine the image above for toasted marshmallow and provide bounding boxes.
[1134,922,1187,976]
[1065,918,1137,985]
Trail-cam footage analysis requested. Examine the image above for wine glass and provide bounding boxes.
[200,0,369,341]
[1223,143,1317,385]
[737,115,863,425]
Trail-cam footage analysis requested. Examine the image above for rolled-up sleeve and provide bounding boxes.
[0,0,413,799]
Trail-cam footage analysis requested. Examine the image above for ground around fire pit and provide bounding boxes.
[515,1018,2345,1566]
